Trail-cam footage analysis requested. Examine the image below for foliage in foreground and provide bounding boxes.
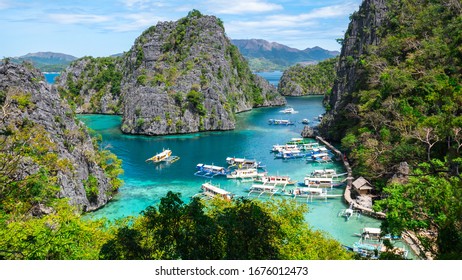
[99,192,353,260]
[0,191,353,260]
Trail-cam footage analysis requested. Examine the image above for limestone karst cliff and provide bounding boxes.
[58,10,286,136]
[0,61,122,213]
[318,0,388,141]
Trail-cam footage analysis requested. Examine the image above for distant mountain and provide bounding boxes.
[12,52,78,72]
[231,39,339,72]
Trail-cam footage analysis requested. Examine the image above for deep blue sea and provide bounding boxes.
[45,72,413,256]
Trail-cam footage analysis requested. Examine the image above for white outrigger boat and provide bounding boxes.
[146,149,176,163]
[271,144,298,153]
[286,187,342,202]
[225,157,264,169]
[309,152,332,163]
[227,168,265,179]
[268,119,295,125]
[253,174,297,187]
[311,169,347,178]
[248,184,281,197]
[275,148,306,159]
[302,177,344,188]
[194,182,233,201]
[194,164,229,178]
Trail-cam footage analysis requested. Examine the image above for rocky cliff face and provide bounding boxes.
[319,0,388,140]
[0,62,119,212]
[57,56,123,114]
[58,11,285,136]
[120,12,285,135]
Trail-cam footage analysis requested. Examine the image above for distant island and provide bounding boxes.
[231,39,339,72]
[10,52,77,72]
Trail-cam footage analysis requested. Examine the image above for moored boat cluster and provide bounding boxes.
[193,137,347,202]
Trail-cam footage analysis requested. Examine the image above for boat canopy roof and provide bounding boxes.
[202,183,230,195]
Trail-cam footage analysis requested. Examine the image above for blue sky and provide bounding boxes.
[0,0,362,58]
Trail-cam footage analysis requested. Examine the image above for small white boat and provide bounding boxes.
[302,118,310,124]
[279,107,298,114]
[196,182,233,201]
[227,168,265,179]
[338,203,361,221]
[146,149,172,163]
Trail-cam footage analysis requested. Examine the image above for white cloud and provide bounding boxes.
[106,13,166,32]
[206,0,283,14]
[266,2,358,23]
[48,13,112,25]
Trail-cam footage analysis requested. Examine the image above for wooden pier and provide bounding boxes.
[315,136,386,219]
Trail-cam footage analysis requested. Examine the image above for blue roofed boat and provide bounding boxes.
[194,163,229,178]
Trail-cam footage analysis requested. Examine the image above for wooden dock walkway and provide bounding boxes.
[316,136,386,219]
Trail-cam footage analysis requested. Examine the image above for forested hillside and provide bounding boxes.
[278,57,337,96]
[320,0,462,259]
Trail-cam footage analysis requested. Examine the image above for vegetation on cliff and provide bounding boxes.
[57,56,123,114]
[278,57,337,96]
[321,0,462,259]
[0,61,123,259]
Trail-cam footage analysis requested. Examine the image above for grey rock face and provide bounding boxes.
[120,14,286,135]
[301,125,317,138]
[319,0,388,140]
[0,62,116,212]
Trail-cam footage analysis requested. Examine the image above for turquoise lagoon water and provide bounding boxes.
[80,95,386,250]
[256,71,283,87]
[43,72,60,84]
